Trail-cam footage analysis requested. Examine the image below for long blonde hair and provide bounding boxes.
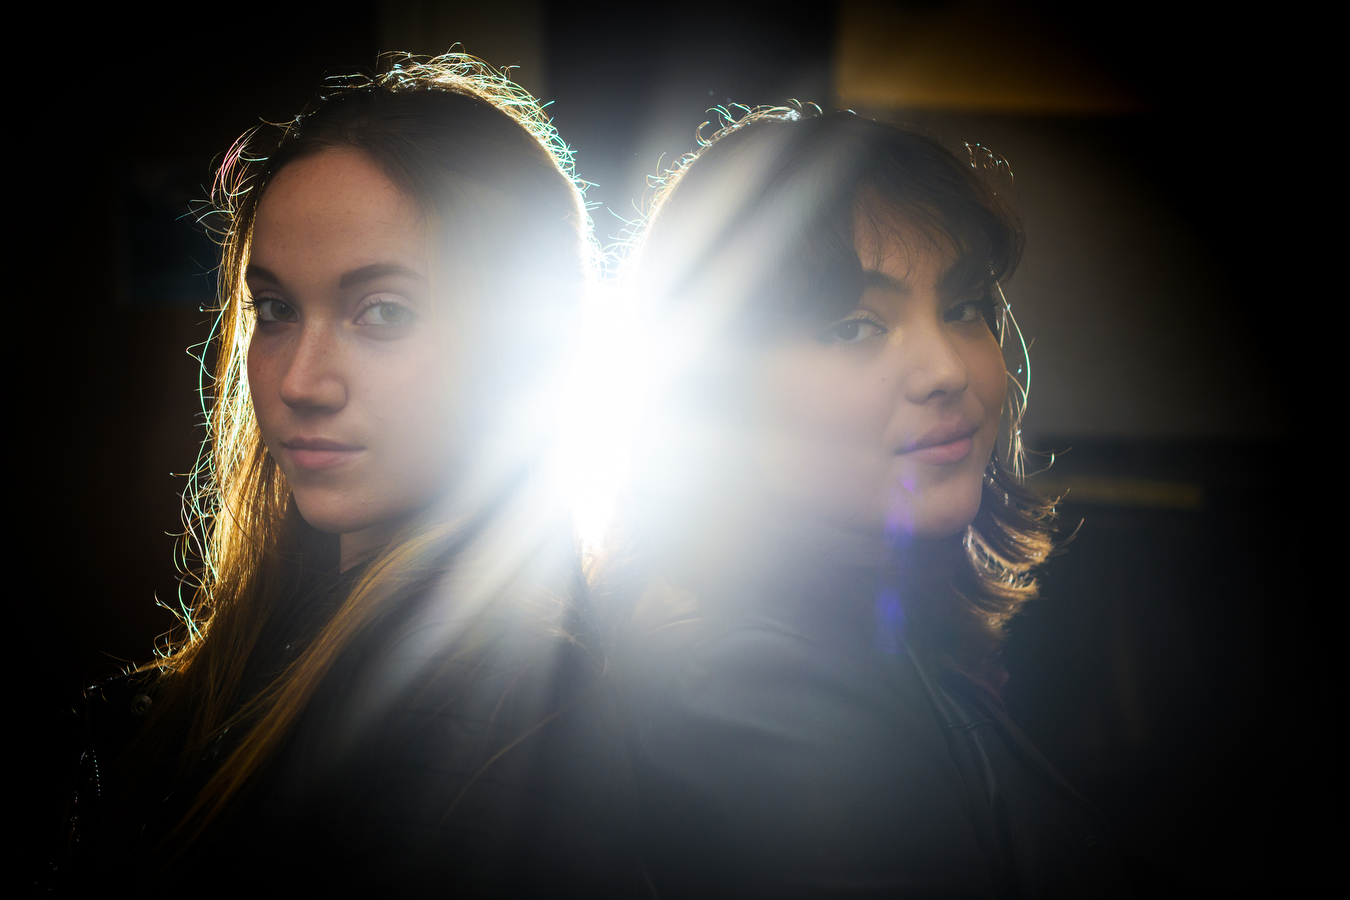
[122,54,592,847]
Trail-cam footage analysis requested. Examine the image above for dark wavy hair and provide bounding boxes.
[623,106,1056,682]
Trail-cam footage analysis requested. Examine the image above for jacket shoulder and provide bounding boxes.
[49,669,161,890]
[924,660,1131,899]
[86,670,158,743]
[624,618,998,897]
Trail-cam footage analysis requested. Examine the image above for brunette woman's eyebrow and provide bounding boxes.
[339,263,428,288]
[939,256,989,300]
[863,270,910,294]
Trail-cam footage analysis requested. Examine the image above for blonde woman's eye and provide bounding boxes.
[357,299,413,327]
[820,316,886,345]
[254,297,296,322]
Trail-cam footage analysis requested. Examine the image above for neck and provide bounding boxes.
[339,518,408,572]
[661,522,964,619]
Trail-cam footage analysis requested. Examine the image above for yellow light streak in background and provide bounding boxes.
[835,0,1145,114]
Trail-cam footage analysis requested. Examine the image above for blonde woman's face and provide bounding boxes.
[752,219,1007,542]
[246,150,455,567]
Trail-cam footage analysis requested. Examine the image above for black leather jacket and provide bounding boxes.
[55,584,644,896]
[620,586,1129,899]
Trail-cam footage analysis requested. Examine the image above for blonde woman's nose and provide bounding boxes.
[278,324,348,411]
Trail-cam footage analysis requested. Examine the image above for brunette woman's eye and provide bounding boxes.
[253,297,296,323]
[944,297,996,325]
[819,316,886,345]
[356,297,414,327]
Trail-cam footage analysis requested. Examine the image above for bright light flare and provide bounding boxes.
[553,280,652,563]
[552,127,851,565]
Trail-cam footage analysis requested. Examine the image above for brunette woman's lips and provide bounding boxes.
[900,423,977,465]
[281,437,365,470]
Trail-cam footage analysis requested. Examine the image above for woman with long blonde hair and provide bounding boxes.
[58,55,638,893]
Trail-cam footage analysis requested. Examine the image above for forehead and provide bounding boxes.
[852,205,986,297]
[854,208,952,280]
[251,149,425,270]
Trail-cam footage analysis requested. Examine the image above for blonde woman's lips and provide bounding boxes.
[282,437,365,470]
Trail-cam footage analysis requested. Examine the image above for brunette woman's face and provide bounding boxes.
[247,150,456,564]
[752,217,1007,542]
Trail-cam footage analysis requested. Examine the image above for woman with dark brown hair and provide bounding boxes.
[56,55,638,894]
[610,107,1130,898]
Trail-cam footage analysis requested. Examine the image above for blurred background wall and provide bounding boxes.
[20,2,1333,894]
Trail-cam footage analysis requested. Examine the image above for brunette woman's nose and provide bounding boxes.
[899,325,970,404]
[278,326,347,411]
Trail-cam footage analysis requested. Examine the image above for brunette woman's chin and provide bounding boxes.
[888,473,987,543]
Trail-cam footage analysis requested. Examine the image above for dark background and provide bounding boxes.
[18,1,1335,894]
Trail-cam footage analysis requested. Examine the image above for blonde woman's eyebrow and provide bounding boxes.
[339,262,428,289]
[244,264,281,284]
